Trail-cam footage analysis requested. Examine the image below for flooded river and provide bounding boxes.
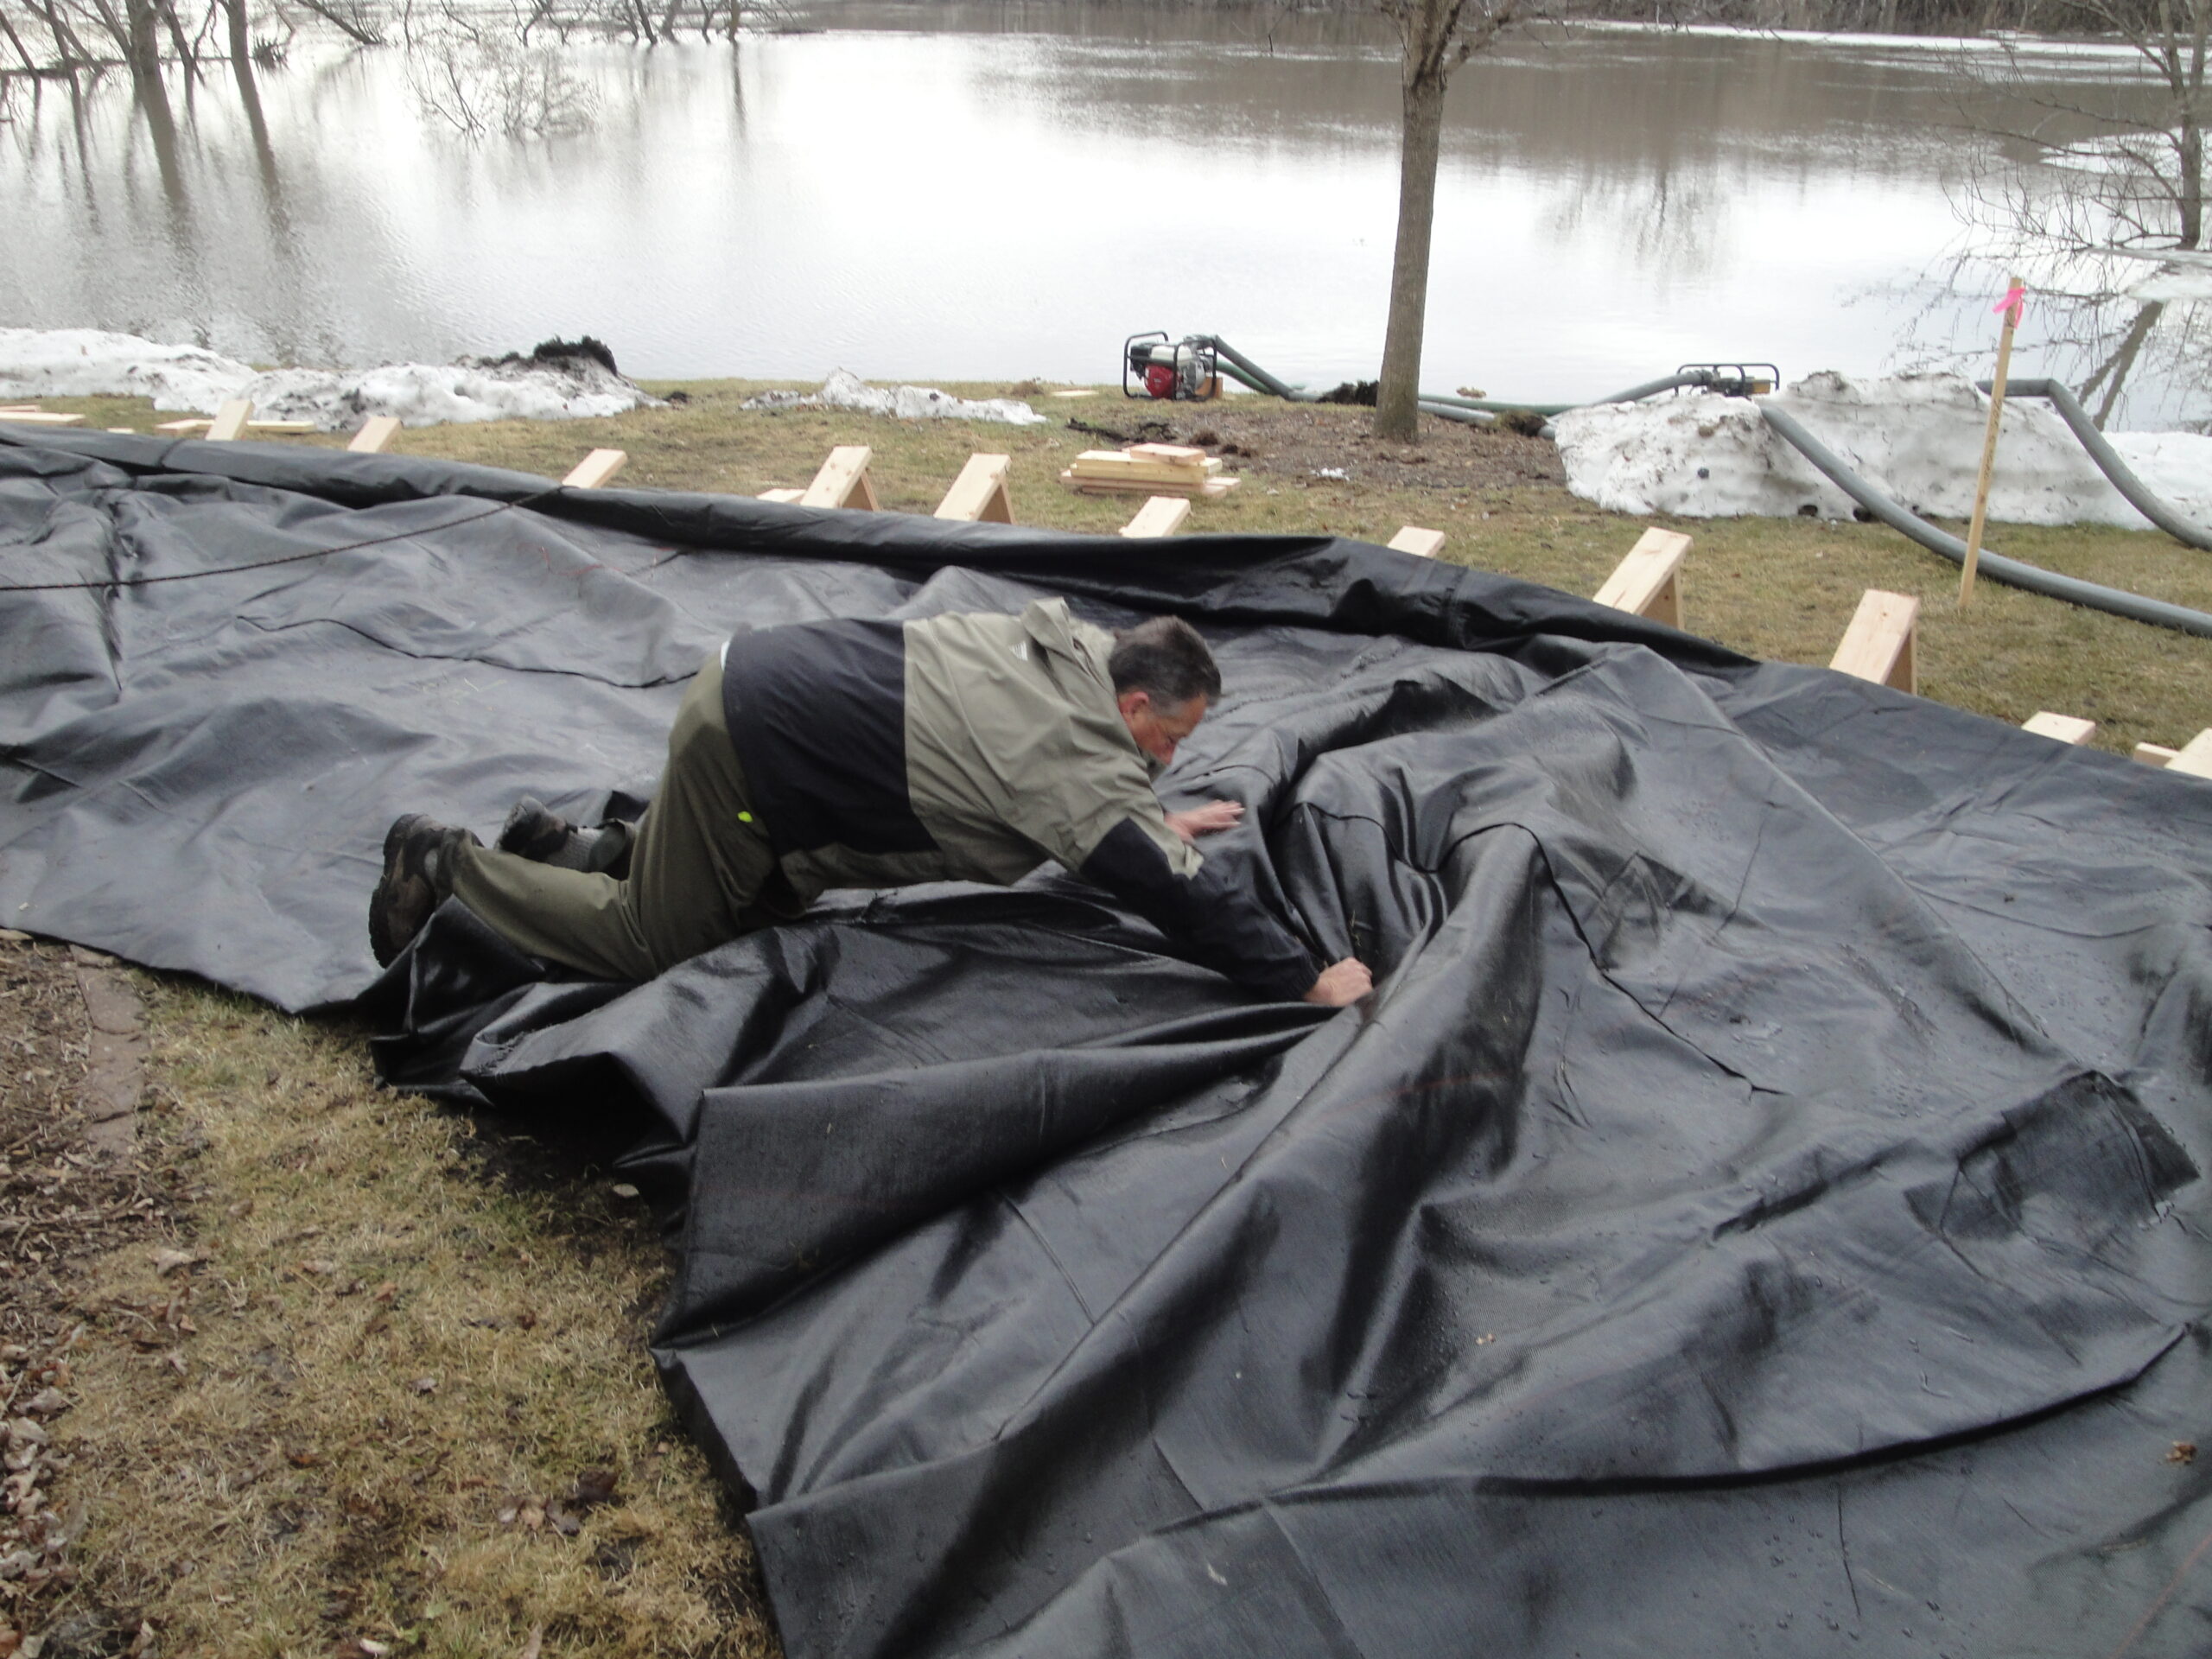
[3,4,2200,423]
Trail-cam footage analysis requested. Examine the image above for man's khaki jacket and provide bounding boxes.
[719,599,1317,998]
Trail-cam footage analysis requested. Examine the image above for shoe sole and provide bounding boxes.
[368,814,432,967]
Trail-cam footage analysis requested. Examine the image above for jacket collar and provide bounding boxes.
[1021,600,1163,780]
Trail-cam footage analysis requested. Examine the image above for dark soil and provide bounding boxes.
[1064,401,1565,493]
[0,938,175,1655]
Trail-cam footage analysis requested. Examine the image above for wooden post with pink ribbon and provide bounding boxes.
[1960,276,2026,607]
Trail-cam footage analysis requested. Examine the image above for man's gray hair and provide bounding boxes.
[1109,617,1222,709]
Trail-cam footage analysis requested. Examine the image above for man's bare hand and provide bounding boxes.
[1303,958,1373,1007]
[1164,800,1245,843]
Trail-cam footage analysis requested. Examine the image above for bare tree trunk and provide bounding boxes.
[1377,66,1446,442]
[0,7,43,71]
[30,0,98,67]
[158,0,199,76]
[2079,299,2164,427]
[220,0,271,152]
[2180,116,2203,248]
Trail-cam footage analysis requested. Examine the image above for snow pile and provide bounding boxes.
[744,368,1048,426]
[1554,371,2212,531]
[0,328,660,430]
[0,328,258,410]
[241,353,654,430]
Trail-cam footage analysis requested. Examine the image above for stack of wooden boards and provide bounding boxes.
[1061,443,1239,500]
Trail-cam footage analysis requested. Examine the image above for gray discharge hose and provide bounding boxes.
[1192,337,1720,425]
[1758,403,2212,640]
[1196,335,2212,639]
[1990,378,2212,552]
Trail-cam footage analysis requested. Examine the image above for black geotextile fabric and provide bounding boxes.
[5,425,2212,1657]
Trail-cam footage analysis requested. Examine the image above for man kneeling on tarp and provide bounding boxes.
[368,601,1373,1007]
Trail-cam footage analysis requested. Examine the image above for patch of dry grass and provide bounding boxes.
[50,975,773,1658]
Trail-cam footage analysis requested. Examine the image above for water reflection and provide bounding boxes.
[1,5,2206,424]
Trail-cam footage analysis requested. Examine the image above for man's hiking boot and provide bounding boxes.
[496,796,577,862]
[497,796,628,875]
[368,814,480,967]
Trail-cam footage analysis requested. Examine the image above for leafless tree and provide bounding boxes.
[1372,0,1522,441]
[1928,3,2212,423]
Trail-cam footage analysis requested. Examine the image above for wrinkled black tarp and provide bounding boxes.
[5,425,2212,1657]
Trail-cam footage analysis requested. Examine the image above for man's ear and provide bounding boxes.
[1116,689,1151,721]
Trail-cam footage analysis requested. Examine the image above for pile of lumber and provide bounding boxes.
[1060,443,1239,499]
[0,405,84,426]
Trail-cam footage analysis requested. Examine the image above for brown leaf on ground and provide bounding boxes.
[2168,1440,2196,1464]
[518,1624,544,1659]
[21,1391,67,1418]
[519,1500,545,1533]
[371,1281,397,1303]
[410,1376,437,1395]
[150,1249,203,1277]
[567,1468,618,1509]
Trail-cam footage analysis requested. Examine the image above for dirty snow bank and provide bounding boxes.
[743,368,1048,426]
[1554,371,2212,531]
[0,328,660,430]
[0,329,260,411]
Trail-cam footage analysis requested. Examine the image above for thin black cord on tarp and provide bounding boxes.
[0,488,564,594]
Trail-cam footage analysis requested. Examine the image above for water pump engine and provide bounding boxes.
[1124,333,1222,401]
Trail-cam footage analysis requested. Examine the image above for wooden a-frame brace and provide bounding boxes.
[1593,527,1691,629]
[1120,497,1192,538]
[563,449,629,490]
[934,454,1015,524]
[801,446,880,511]
[1829,588,1919,695]
[1387,525,1446,559]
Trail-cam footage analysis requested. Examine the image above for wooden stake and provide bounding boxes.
[1960,277,2024,607]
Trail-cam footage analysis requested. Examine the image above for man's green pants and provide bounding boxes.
[448,652,776,981]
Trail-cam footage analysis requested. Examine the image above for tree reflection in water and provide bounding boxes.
[1897,24,2212,430]
[11,10,2212,410]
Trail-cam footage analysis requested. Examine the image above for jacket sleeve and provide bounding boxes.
[1075,815,1321,1001]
